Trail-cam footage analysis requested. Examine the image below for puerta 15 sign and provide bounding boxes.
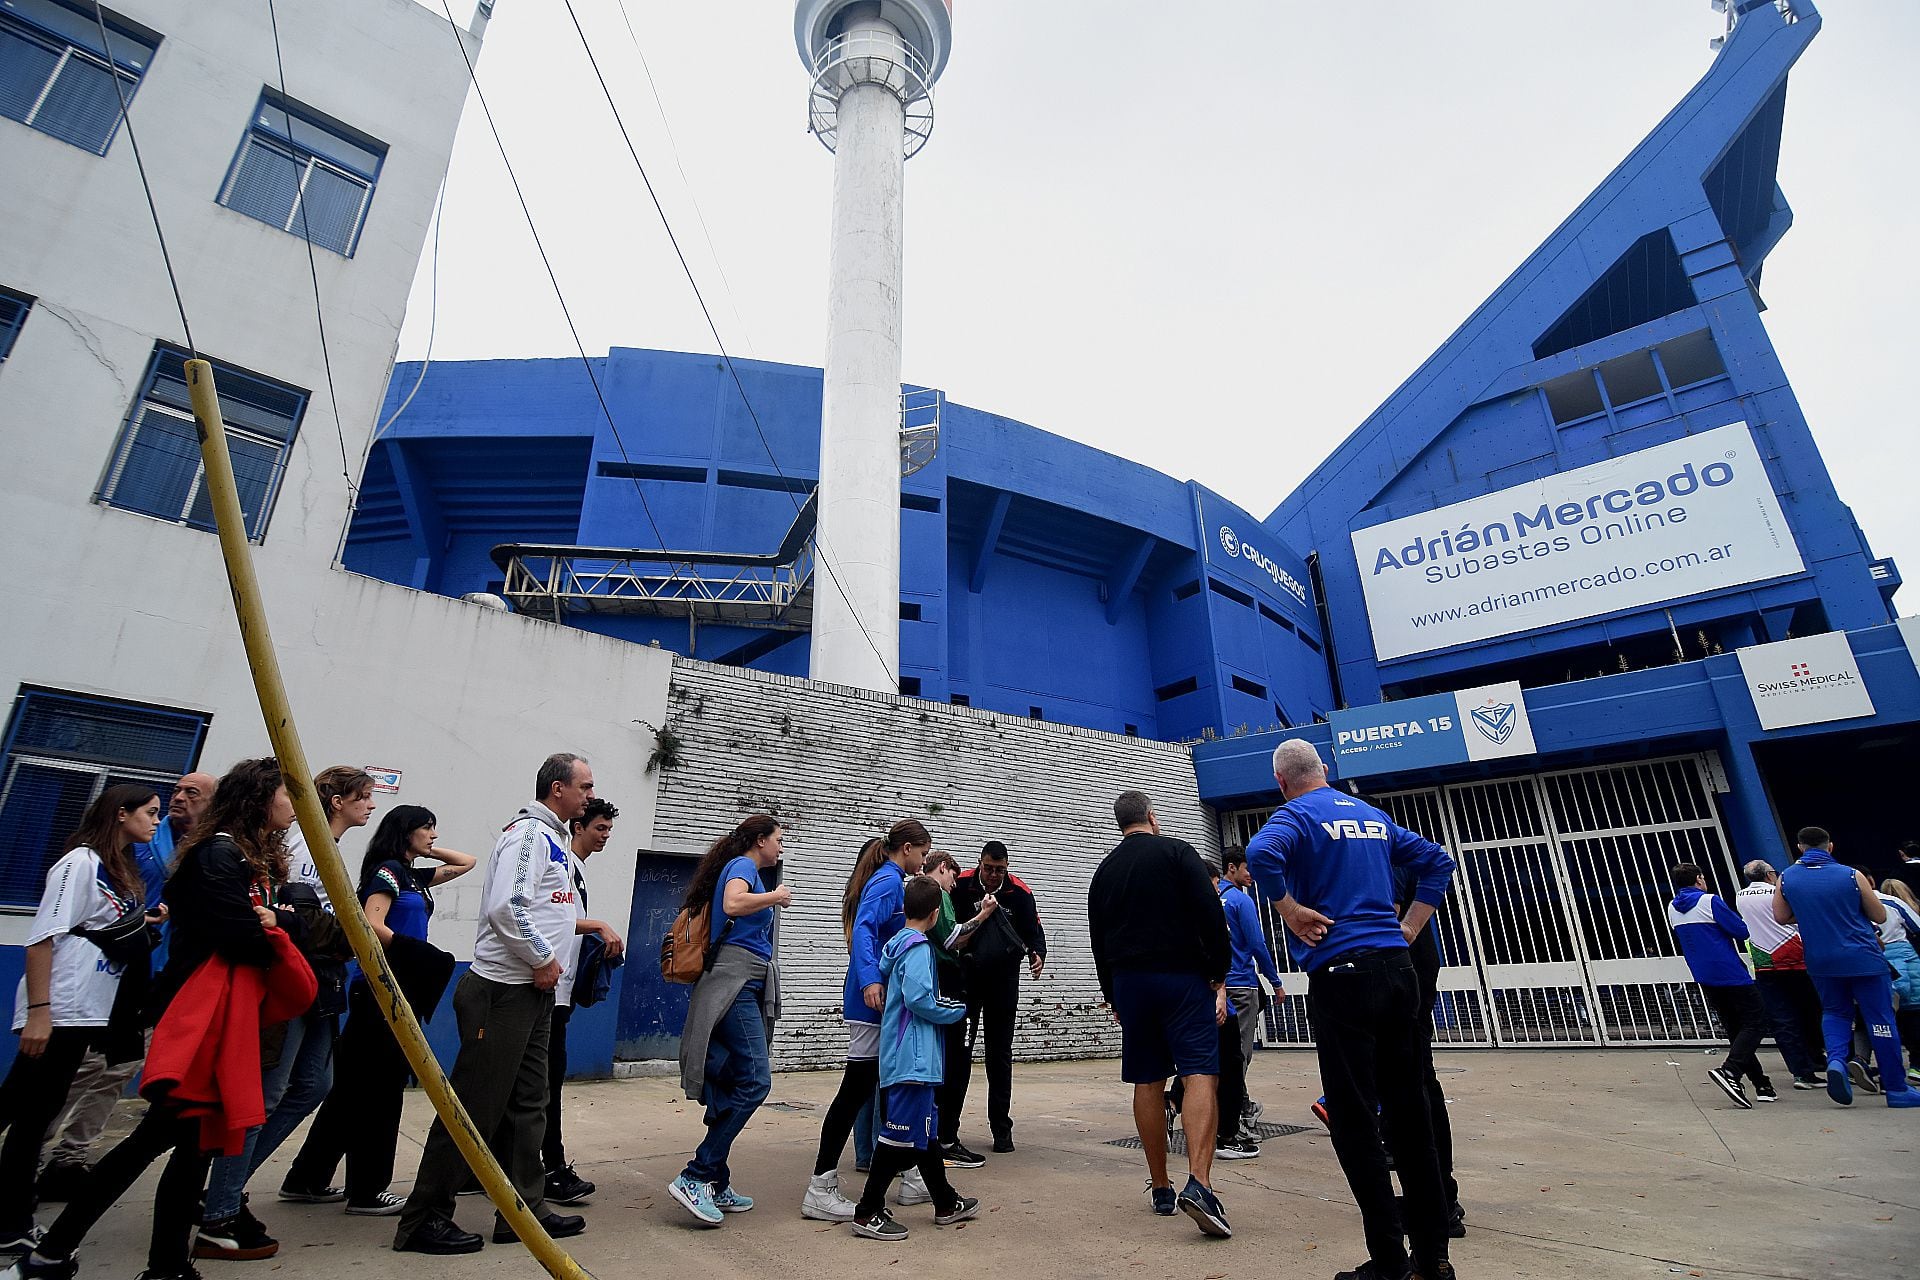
[1329,681,1538,780]
[1349,423,1802,661]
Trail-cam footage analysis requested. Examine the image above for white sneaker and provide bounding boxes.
[801,1172,857,1222]
[896,1168,931,1207]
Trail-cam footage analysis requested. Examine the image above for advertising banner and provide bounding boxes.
[1350,423,1802,661]
[1195,486,1317,629]
[1330,681,1536,780]
[1735,632,1875,731]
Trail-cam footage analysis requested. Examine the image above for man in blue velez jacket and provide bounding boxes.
[1666,863,1775,1108]
[1219,847,1281,1139]
[845,876,978,1242]
[1247,740,1457,1280]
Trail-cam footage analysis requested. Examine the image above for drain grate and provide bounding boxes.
[1106,1121,1309,1153]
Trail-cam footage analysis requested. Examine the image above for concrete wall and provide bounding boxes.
[646,657,1220,1070]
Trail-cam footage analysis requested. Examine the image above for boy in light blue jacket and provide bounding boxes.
[848,876,980,1240]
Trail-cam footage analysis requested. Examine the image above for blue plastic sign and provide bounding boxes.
[1330,681,1536,779]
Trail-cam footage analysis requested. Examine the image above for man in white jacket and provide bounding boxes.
[394,753,596,1255]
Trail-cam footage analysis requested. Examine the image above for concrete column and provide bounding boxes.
[809,9,906,692]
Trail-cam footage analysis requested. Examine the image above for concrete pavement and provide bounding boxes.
[36,1049,1919,1279]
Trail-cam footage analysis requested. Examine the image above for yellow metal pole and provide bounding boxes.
[185,360,593,1280]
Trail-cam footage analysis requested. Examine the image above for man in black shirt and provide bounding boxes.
[1087,790,1233,1238]
[950,841,1047,1154]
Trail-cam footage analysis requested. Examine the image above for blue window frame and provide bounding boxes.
[96,344,308,542]
[217,89,386,257]
[0,0,157,155]
[0,286,30,363]
[0,687,208,908]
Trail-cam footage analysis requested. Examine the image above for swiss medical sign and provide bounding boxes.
[1330,681,1537,780]
[1195,486,1316,627]
[1735,632,1875,731]
[1350,423,1802,661]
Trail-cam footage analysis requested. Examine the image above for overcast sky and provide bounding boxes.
[397,1,1917,604]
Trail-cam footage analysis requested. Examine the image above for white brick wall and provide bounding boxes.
[653,658,1220,1071]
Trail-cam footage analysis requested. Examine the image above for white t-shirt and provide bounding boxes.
[1875,893,1920,946]
[283,827,332,911]
[553,850,588,1005]
[13,847,134,1029]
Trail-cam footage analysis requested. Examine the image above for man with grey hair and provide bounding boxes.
[1734,859,1823,1088]
[1247,740,1458,1280]
[395,753,596,1255]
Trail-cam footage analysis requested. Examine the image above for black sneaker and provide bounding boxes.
[491,1212,584,1244]
[1148,1184,1177,1216]
[135,1268,205,1280]
[1176,1176,1230,1238]
[193,1211,278,1261]
[7,1252,78,1280]
[544,1165,595,1205]
[1792,1075,1821,1090]
[1213,1138,1261,1160]
[1333,1263,1412,1280]
[1706,1067,1753,1109]
[1754,1080,1779,1103]
[394,1214,484,1255]
[990,1134,1015,1154]
[1447,1201,1467,1239]
[35,1161,89,1204]
[932,1196,981,1226]
[0,1227,45,1256]
[276,1182,346,1204]
[1848,1059,1882,1095]
[850,1208,908,1241]
[940,1142,986,1169]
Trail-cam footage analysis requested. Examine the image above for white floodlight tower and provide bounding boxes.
[796,0,951,692]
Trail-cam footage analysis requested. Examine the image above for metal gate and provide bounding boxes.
[1220,753,1738,1048]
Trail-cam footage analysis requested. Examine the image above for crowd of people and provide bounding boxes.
[5,740,1917,1280]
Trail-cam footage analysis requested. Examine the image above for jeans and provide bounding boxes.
[203,1008,336,1220]
[1308,948,1451,1277]
[1755,968,1823,1080]
[0,1026,93,1234]
[1702,984,1773,1090]
[39,1103,210,1274]
[682,981,772,1189]
[1811,971,1907,1088]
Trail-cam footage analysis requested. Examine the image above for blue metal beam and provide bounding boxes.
[969,491,1011,594]
[386,441,446,592]
[1106,535,1154,625]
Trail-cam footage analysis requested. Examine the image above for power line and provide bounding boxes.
[558,0,898,685]
[431,0,688,596]
[376,177,447,442]
[264,0,356,504]
[89,5,195,356]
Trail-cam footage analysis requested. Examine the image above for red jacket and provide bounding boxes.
[142,927,317,1155]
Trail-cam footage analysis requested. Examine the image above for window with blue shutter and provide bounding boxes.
[0,687,208,907]
[218,89,386,257]
[0,0,157,155]
[96,344,308,542]
[0,287,30,364]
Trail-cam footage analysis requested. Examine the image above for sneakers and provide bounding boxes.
[4,1252,77,1280]
[276,1183,345,1204]
[668,1175,723,1227]
[711,1185,754,1214]
[991,1134,1015,1154]
[1310,1097,1331,1131]
[491,1211,584,1244]
[0,1227,45,1255]
[1792,1075,1821,1090]
[1417,1263,1459,1280]
[1848,1059,1882,1095]
[1214,1138,1261,1160]
[1826,1059,1855,1106]
[850,1208,908,1241]
[344,1192,406,1217]
[193,1210,279,1261]
[1447,1201,1468,1239]
[932,1196,981,1226]
[392,1214,483,1255]
[1333,1263,1413,1280]
[1886,1089,1920,1109]
[1908,1065,1920,1086]
[896,1170,931,1207]
[1754,1080,1778,1103]
[1148,1184,1177,1216]
[35,1162,88,1204]
[801,1172,857,1223]
[543,1165,595,1205]
[1176,1176,1231,1238]
[1706,1067,1752,1109]
[940,1142,985,1169]
[135,1268,205,1280]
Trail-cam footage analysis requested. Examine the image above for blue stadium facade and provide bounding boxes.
[347,3,1912,875]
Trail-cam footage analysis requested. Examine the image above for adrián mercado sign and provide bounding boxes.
[1350,423,1802,661]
